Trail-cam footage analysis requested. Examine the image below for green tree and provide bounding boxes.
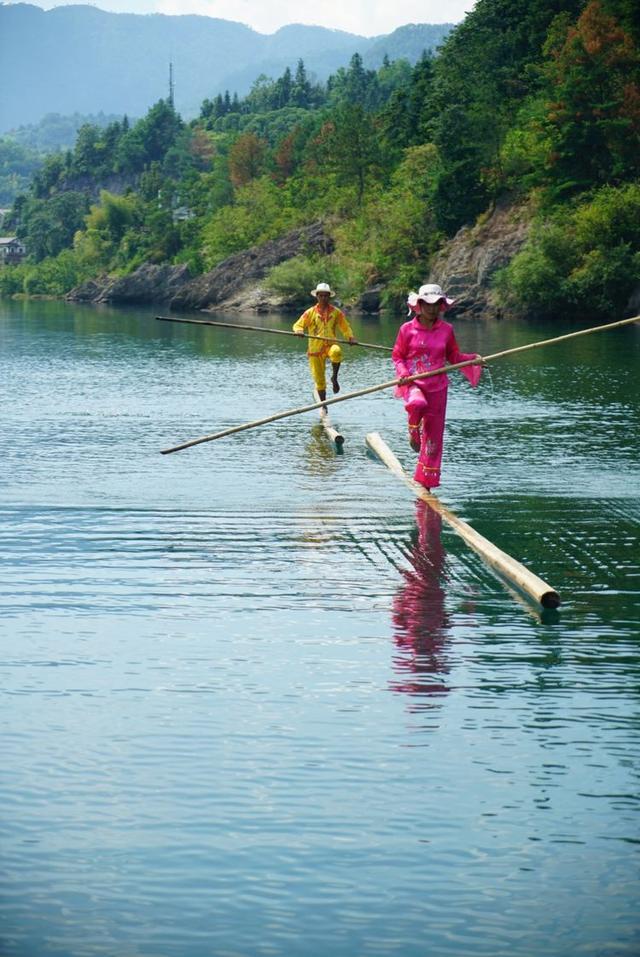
[274,67,293,108]
[328,53,379,109]
[16,190,89,260]
[136,99,184,165]
[379,52,435,157]
[74,190,140,269]
[72,123,103,176]
[314,103,382,206]
[292,59,312,107]
[115,100,183,174]
[495,181,640,319]
[333,143,442,301]
[244,75,277,114]
[31,153,66,198]
[423,0,584,230]
[22,249,89,296]
[542,0,640,193]
[202,176,300,266]
[431,104,490,235]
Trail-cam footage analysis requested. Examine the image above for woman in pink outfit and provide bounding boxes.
[392,283,483,489]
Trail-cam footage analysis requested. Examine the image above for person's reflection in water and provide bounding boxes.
[391,501,451,706]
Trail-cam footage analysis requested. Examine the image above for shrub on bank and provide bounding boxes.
[0,263,28,296]
[1,250,91,297]
[265,254,334,301]
[494,183,640,321]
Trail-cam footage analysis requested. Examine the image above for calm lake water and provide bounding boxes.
[1,299,639,957]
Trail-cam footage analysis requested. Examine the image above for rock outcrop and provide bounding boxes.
[66,277,108,302]
[68,263,191,304]
[359,285,384,314]
[171,221,333,312]
[428,199,532,319]
[65,207,533,317]
[67,221,333,311]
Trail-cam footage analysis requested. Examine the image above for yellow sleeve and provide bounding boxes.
[293,308,312,333]
[335,309,353,339]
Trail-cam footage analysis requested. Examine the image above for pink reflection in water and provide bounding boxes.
[391,501,451,702]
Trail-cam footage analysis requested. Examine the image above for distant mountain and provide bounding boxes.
[362,23,453,68]
[0,4,454,132]
[219,22,453,106]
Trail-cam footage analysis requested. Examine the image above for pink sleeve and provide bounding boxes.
[392,325,411,378]
[446,329,482,387]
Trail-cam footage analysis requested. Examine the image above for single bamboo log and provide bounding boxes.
[160,314,639,455]
[156,315,392,352]
[365,431,561,609]
[313,389,344,447]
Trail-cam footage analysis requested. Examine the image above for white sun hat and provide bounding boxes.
[310,282,335,297]
[407,283,455,310]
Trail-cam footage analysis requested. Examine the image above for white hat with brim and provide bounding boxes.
[407,283,455,310]
[311,282,335,297]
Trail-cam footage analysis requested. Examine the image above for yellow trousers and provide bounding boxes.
[308,345,343,390]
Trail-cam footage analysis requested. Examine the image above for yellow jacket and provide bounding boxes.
[293,304,354,357]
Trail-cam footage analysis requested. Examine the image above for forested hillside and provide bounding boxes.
[0,113,125,206]
[2,0,639,322]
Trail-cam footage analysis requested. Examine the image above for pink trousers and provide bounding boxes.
[405,385,448,488]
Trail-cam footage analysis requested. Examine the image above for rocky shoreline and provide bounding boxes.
[66,203,533,318]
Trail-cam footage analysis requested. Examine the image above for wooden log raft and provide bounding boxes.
[313,389,344,447]
[366,431,561,610]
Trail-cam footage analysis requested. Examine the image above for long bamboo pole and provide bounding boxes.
[365,431,560,609]
[155,314,392,352]
[160,314,639,455]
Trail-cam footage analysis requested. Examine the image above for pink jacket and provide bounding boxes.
[392,317,482,395]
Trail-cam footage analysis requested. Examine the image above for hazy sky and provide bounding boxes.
[28,0,476,36]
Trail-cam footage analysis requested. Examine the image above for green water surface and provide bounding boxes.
[1,299,639,957]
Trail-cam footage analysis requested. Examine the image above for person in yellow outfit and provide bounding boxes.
[293,282,356,403]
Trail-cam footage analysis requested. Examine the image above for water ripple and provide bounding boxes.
[2,304,639,957]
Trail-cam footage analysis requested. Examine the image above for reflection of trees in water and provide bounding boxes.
[391,501,451,703]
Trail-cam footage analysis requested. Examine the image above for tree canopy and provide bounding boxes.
[3,1,639,321]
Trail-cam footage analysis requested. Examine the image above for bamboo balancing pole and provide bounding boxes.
[366,431,561,609]
[156,314,392,352]
[160,314,639,455]
[160,364,466,454]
